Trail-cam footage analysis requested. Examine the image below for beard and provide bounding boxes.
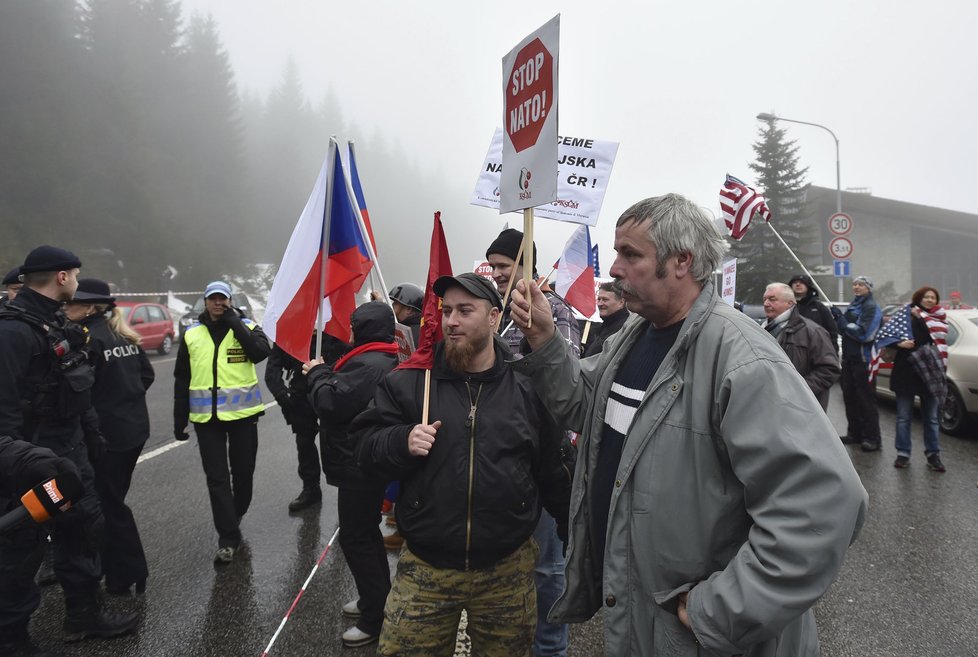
[445,328,491,373]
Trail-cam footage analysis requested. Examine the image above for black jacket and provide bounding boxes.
[0,435,62,499]
[351,336,574,571]
[265,333,350,428]
[306,302,397,489]
[81,313,154,452]
[890,310,932,397]
[0,287,94,451]
[173,308,271,429]
[582,307,630,358]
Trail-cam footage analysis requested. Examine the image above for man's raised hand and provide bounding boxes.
[510,279,556,350]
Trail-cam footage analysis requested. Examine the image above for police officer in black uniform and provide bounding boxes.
[388,283,423,348]
[265,332,349,512]
[1,266,23,308]
[63,279,154,596]
[0,246,138,654]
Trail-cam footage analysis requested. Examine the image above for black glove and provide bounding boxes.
[174,426,191,441]
[83,431,106,465]
[830,305,843,318]
[221,306,244,327]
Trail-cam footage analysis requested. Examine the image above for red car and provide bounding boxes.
[116,301,176,355]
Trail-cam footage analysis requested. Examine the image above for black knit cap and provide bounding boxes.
[486,228,537,265]
[20,245,82,274]
[71,278,115,304]
[2,266,21,286]
[433,273,503,311]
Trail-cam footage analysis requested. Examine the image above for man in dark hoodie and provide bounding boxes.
[302,301,400,649]
[789,274,838,351]
[352,273,573,657]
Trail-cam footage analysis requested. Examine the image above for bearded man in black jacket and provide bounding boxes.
[352,273,573,657]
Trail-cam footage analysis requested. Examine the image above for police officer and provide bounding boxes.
[0,246,139,652]
[1,266,22,307]
[174,281,271,564]
[63,279,154,596]
[388,283,423,348]
[265,332,349,513]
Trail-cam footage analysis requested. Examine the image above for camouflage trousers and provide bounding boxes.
[378,539,539,657]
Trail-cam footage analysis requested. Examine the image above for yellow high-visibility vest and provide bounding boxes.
[184,320,263,423]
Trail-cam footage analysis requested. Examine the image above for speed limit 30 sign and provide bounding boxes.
[828,212,853,236]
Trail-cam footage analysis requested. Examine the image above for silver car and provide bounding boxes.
[875,309,978,435]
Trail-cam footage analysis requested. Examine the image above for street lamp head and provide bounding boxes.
[756,112,777,121]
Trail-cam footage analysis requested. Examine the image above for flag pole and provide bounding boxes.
[764,223,831,301]
[316,138,339,361]
[422,370,431,425]
[346,141,390,305]
[523,208,534,328]
[581,320,592,346]
[498,240,525,332]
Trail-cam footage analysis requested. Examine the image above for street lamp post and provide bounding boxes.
[756,112,844,301]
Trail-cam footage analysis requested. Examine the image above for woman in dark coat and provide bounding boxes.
[890,286,946,472]
[64,279,154,594]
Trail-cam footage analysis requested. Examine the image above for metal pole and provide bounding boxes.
[756,113,844,302]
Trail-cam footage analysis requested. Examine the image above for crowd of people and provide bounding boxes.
[0,192,963,656]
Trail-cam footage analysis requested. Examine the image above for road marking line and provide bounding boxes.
[136,401,279,464]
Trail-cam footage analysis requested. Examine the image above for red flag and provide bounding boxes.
[397,212,453,370]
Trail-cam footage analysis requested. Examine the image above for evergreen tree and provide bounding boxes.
[727,118,815,303]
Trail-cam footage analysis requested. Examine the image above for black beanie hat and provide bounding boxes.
[20,245,82,274]
[486,228,537,265]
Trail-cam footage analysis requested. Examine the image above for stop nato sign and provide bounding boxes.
[506,38,554,153]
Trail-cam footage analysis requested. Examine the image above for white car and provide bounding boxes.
[875,309,978,435]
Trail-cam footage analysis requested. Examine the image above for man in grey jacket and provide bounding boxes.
[509,194,868,657]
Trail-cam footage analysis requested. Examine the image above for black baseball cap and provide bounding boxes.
[432,273,503,311]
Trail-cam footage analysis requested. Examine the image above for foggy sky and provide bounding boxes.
[179,0,977,271]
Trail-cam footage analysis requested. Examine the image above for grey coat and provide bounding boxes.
[512,283,867,657]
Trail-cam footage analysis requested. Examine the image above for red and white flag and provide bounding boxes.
[555,225,596,317]
[720,174,772,240]
[264,139,375,362]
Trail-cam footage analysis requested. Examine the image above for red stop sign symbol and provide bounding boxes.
[506,38,554,153]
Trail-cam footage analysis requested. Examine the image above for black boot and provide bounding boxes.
[35,541,56,587]
[63,592,139,643]
[288,486,322,512]
[0,626,59,657]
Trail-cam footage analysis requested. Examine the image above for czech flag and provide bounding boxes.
[555,224,596,318]
[347,142,379,257]
[264,139,375,361]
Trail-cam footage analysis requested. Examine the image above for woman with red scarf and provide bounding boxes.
[303,301,399,648]
[891,286,948,472]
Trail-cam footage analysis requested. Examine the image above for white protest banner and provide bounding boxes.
[471,128,619,227]
[721,258,737,306]
[500,15,559,213]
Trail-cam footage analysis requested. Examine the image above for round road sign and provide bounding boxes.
[828,212,853,236]
[505,38,554,153]
[829,236,854,259]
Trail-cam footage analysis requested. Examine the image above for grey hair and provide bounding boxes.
[765,282,795,303]
[616,194,729,283]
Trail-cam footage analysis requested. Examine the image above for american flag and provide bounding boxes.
[868,304,949,382]
[719,174,773,240]
[591,244,600,277]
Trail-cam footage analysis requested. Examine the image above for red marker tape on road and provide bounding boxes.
[260,526,341,656]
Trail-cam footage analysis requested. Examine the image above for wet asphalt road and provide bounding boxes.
[28,354,978,656]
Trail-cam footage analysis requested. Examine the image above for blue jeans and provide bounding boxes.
[894,393,941,457]
[532,511,568,657]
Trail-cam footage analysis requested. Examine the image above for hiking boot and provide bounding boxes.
[63,594,139,642]
[926,453,946,473]
[383,531,404,550]
[288,487,322,512]
[894,455,910,469]
[840,434,861,445]
[214,546,235,564]
[341,599,361,619]
[860,440,881,452]
[341,625,379,648]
